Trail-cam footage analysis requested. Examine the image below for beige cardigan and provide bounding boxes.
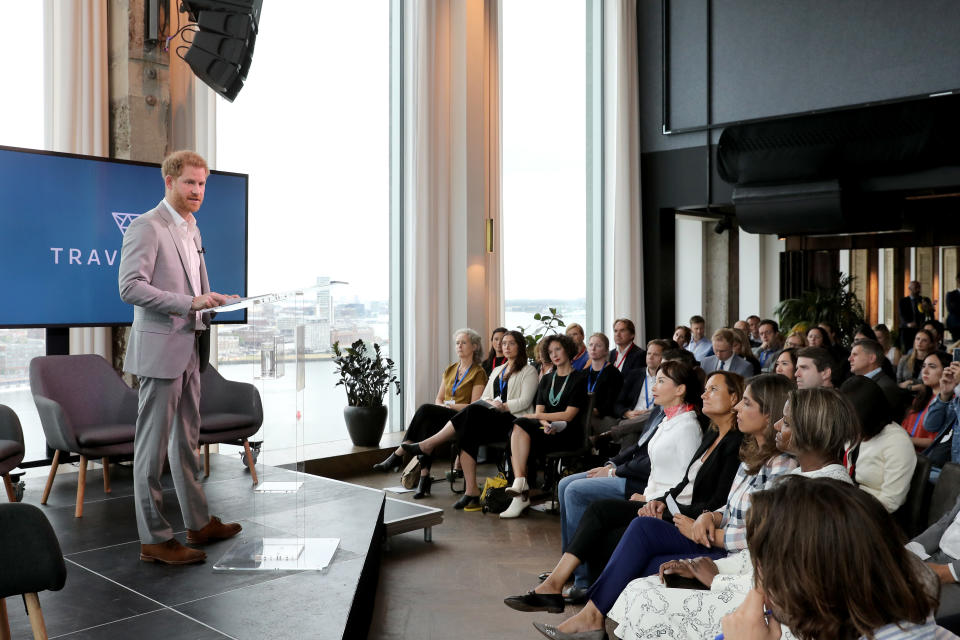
[482,362,538,416]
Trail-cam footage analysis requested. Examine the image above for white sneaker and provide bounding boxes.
[505,476,529,498]
[499,495,530,519]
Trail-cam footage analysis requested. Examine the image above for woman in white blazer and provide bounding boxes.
[403,330,538,511]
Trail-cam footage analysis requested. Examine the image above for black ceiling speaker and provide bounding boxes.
[180,0,262,102]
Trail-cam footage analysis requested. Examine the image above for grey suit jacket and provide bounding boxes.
[701,354,754,378]
[913,495,960,577]
[119,202,211,379]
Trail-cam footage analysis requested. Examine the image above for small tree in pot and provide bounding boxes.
[332,339,401,446]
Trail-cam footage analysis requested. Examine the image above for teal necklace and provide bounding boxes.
[548,371,570,407]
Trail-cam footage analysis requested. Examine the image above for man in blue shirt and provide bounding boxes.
[685,314,713,363]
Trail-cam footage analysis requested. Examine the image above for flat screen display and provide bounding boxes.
[0,146,247,326]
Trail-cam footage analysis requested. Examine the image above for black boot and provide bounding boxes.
[372,452,402,473]
[413,474,432,499]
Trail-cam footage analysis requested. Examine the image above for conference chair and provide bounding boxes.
[29,355,138,518]
[892,453,932,538]
[0,502,67,640]
[198,366,263,486]
[0,405,25,502]
[929,462,960,527]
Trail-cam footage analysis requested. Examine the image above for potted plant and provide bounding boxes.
[774,272,866,347]
[518,308,565,363]
[332,339,401,446]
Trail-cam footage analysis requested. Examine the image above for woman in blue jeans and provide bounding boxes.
[533,374,798,639]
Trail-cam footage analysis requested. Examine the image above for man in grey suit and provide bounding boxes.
[701,328,754,377]
[908,492,960,623]
[119,150,241,565]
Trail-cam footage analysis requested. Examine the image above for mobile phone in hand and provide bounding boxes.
[953,348,960,363]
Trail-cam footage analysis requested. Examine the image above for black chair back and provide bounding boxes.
[892,454,932,538]
[0,503,66,599]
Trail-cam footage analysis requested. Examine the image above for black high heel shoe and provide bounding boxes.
[413,474,432,499]
[372,452,402,473]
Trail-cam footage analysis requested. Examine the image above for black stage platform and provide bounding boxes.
[6,455,387,639]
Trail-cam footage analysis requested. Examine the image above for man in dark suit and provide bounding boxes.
[908,490,960,625]
[899,280,935,352]
[119,150,242,565]
[607,318,645,375]
[849,339,904,421]
[946,272,960,342]
[701,328,755,377]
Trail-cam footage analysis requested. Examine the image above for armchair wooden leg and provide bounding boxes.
[0,596,10,640]
[75,456,88,518]
[243,440,259,487]
[102,457,111,493]
[40,451,60,505]
[23,593,48,640]
[204,444,210,478]
[3,475,15,503]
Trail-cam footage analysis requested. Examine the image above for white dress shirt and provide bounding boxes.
[163,199,203,329]
[633,370,656,411]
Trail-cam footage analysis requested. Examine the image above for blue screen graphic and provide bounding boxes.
[0,147,247,326]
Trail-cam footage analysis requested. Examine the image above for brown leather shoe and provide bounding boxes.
[140,539,206,565]
[186,516,242,545]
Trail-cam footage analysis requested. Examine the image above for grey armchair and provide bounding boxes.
[199,366,263,486]
[29,355,138,517]
[0,404,25,502]
[0,502,67,639]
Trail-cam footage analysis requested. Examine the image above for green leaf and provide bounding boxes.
[534,313,542,320]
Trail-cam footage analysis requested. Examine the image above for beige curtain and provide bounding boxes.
[44,0,113,359]
[603,0,645,341]
[402,0,501,420]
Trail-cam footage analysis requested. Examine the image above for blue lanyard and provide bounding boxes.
[643,374,653,408]
[451,364,471,397]
[910,401,933,437]
[587,363,606,393]
[758,349,771,366]
[498,372,508,398]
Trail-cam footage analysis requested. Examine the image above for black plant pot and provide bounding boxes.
[344,405,388,447]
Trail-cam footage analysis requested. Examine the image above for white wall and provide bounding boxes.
[675,216,704,326]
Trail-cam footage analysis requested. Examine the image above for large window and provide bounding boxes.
[501,1,587,334]
[215,1,391,448]
[0,2,46,462]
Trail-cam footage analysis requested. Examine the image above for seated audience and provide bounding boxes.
[774,347,798,381]
[581,332,623,430]
[536,338,554,379]
[924,319,947,352]
[566,323,590,370]
[841,376,916,513]
[731,327,763,375]
[528,375,797,638]
[875,322,902,366]
[805,325,831,350]
[672,325,691,350]
[505,370,742,611]
[733,320,754,345]
[909,488,960,628]
[401,330,537,511]
[746,315,762,347]
[373,329,488,496]
[608,389,862,640]
[794,347,834,389]
[898,328,936,391]
[608,318,645,374]
[722,477,940,639]
[596,339,670,450]
[501,334,590,519]
[481,326,508,375]
[849,338,904,421]
[686,315,714,362]
[752,319,782,373]
[784,329,806,350]
[924,361,959,471]
[853,323,879,342]
[702,328,754,377]
[902,351,953,452]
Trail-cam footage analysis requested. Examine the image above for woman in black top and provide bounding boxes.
[504,370,754,611]
[500,333,589,519]
[481,326,508,375]
[584,332,623,429]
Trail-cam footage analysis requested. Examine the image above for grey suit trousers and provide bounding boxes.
[133,339,210,544]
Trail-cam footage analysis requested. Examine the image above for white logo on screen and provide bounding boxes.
[48,211,142,266]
